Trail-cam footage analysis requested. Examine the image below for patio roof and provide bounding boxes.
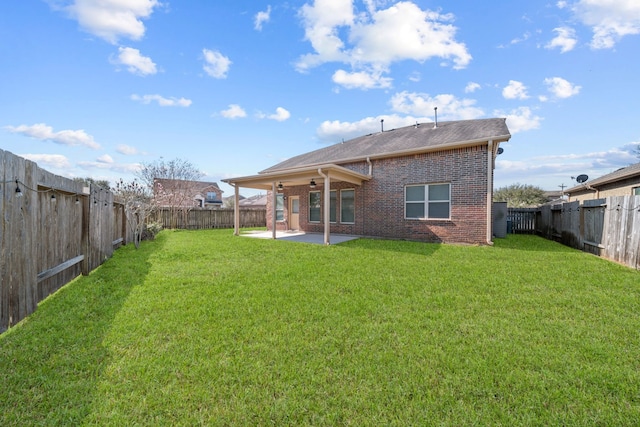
[222,163,371,190]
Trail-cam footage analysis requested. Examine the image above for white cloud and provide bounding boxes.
[296,1,471,89]
[61,0,161,44]
[5,123,101,149]
[317,114,427,142]
[390,91,484,120]
[495,142,639,189]
[20,154,72,169]
[258,107,291,122]
[499,107,542,134]
[131,94,192,107]
[254,5,271,31]
[465,82,481,93]
[570,0,640,49]
[332,68,392,89]
[220,104,247,119]
[544,77,581,99]
[77,158,142,173]
[502,80,529,100]
[113,47,157,75]
[546,27,577,53]
[116,144,142,155]
[202,49,231,79]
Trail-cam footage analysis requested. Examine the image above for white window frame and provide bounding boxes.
[405,183,451,220]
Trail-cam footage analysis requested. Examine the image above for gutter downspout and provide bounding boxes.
[366,156,372,176]
[233,183,240,236]
[271,182,277,240]
[318,168,330,245]
[486,140,494,245]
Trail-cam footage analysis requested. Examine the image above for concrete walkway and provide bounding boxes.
[241,230,359,245]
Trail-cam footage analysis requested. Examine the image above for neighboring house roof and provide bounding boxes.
[261,118,510,173]
[154,178,224,205]
[566,162,640,193]
[239,194,267,207]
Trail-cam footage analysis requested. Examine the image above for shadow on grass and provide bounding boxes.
[493,234,580,253]
[0,233,165,425]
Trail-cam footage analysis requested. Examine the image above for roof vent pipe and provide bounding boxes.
[380,119,384,132]
[433,107,438,129]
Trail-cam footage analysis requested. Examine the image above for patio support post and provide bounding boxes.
[271,182,277,240]
[319,168,330,245]
[233,183,240,236]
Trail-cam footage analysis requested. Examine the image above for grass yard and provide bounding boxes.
[1,230,639,426]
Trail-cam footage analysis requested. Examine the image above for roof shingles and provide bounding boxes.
[261,118,510,173]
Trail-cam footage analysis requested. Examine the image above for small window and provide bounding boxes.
[405,184,451,219]
[340,189,355,223]
[275,194,284,221]
[634,187,640,196]
[206,191,218,201]
[309,191,321,222]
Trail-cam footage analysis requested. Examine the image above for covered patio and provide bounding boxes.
[222,163,371,245]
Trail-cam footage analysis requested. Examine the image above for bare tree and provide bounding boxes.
[138,158,204,228]
[114,179,157,248]
[137,158,203,188]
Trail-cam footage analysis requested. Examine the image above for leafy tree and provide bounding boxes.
[494,183,548,208]
[113,179,157,249]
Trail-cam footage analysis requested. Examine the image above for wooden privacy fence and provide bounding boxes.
[153,208,266,230]
[534,196,640,270]
[507,208,537,234]
[0,149,131,332]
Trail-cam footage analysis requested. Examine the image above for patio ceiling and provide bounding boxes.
[222,163,371,190]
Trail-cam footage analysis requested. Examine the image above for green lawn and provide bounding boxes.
[1,230,639,426]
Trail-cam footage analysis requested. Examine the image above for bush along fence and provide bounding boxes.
[509,196,640,270]
[0,149,130,333]
[152,207,266,230]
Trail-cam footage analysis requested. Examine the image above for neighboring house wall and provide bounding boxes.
[266,145,489,244]
[569,176,640,202]
[154,179,223,208]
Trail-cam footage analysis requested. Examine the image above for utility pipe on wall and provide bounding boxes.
[486,139,494,245]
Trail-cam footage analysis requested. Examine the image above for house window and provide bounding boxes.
[341,189,355,223]
[634,187,640,196]
[275,194,284,221]
[405,183,451,219]
[206,191,218,202]
[330,190,337,223]
[309,191,321,222]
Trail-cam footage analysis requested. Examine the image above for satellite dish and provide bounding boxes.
[497,147,504,155]
[576,174,589,183]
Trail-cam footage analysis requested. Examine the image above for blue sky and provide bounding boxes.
[2,0,640,197]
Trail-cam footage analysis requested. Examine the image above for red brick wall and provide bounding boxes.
[266,145,490,244]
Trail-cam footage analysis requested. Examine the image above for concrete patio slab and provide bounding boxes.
[241,230,359,245]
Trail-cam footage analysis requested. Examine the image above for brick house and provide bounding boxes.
[566,162,640,202]
[223,118,511,245]
[154,178,223,209]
